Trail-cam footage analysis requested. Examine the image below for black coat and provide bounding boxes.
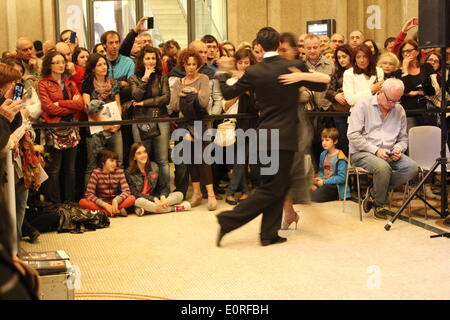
[217,55,327,151]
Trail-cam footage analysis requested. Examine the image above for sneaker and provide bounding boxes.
[174,201,191,212]
[374,207,388,220]
[135,207,145,217]
[362,187,374,213]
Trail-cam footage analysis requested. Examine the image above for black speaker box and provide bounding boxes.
[418,0,450,48]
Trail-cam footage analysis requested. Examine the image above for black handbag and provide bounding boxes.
[133,108,162,140]
[136,121,160,140]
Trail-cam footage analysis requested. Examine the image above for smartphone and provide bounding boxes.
[147,17,154,29]
[413,18,419,25]
[70,31,77,44]
[13,83,24,101]
[386,149,395,156]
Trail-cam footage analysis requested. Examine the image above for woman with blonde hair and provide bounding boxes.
[377,52,400,79]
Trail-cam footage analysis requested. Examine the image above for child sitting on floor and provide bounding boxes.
[126,142,190,216]
[311,128,351,202]
[79,149,135,217]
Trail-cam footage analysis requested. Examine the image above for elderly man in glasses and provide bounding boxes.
[347,78,419,219]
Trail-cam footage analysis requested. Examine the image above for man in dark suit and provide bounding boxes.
[216,27,329,247]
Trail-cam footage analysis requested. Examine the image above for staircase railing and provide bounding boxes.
[195,0,226,41]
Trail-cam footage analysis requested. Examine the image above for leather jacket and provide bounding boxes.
[38,75,84,123]
[128,74,170,118]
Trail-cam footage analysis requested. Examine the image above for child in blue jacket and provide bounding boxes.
[311,128,351,202]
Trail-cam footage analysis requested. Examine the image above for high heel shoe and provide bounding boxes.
[281,212,300,230]
[189,193,203,208]
[207,196,217,211]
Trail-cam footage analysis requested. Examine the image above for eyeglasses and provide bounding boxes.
[401,48,416,55]
[383,89,399,105]
[427,58,439,63]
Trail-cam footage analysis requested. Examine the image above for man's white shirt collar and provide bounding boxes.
[263,52,279,58]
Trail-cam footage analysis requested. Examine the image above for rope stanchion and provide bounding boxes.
[31,108,450,129]
[31,113,258,129]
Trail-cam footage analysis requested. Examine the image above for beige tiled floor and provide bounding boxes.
[21,198,450,300]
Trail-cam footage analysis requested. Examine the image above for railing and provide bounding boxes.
[195,0,226,42]
[177,0,188,19]
[31,107,450,130]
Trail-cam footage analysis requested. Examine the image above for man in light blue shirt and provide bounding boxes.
[347,78,418,219]
[100,31,135,84]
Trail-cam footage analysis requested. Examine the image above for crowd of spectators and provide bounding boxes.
[1,16,449,260]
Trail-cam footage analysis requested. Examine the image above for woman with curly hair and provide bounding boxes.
[168,49,217,210]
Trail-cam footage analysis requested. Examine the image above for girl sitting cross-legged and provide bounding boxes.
[79,149,135,217]
[126,142,191,216]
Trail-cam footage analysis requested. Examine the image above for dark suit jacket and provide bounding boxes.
[217,55,327,151]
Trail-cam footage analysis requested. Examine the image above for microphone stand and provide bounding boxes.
[385,46,449,231]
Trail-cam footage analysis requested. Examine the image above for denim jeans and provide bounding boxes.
[85,130,123,186]
[351,152,418,207]
[134,191,184,213]
[132,122,171,196]
[46,146,78,203]
[226,164,250,196]
[333,116,349,156]
[225,143,249,196]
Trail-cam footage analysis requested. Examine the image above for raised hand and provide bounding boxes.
[134,17,149,33]
[402,17,418,33]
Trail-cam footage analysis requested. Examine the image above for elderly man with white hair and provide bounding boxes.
[347,78,419,219]
[16,37,42,77]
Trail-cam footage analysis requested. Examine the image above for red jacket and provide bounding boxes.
[38,75,85,123]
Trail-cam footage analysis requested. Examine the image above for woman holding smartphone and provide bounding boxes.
[128,46,171,198]
[3,58,42,124]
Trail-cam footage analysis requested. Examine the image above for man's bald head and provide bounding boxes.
[16,37,35,60]
[43,40,56,55]
[55,42,72,62]
[189,40,208,64]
